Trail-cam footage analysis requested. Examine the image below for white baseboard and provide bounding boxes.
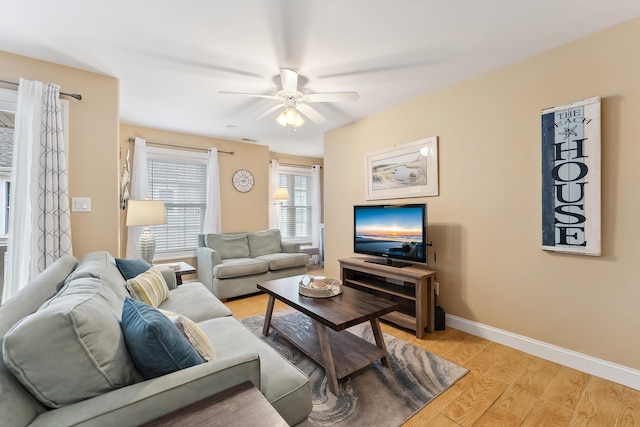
[445,314,640,391]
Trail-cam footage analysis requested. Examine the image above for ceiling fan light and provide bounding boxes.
[276,107,304,128]
[276,110,289,126]
[285,108,296,122]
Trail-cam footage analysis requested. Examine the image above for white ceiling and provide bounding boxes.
[2,1,639,157]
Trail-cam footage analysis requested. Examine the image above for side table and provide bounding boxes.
[141,381,287,427]
[154,261,196,285]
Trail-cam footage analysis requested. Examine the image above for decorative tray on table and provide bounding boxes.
[298,274,342,298]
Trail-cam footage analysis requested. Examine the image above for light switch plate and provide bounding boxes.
[72,197,91,212]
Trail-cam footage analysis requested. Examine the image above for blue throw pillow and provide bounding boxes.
[115,258,151,280]
[121,297,202,379]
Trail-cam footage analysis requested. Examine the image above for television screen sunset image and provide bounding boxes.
[354,206,425,260]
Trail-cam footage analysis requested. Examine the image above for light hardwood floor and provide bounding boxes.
[224,268,640,427]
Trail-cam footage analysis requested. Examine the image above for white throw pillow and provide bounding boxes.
[159,309,216,362]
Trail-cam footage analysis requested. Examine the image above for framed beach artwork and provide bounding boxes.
[365,137,439,200]
[541,96,601,256]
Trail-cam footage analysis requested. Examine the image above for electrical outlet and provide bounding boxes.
[434,281,440,296]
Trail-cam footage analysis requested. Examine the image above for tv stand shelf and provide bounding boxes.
[339,257,436,338]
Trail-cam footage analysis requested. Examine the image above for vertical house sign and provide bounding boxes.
[541,97,601,256]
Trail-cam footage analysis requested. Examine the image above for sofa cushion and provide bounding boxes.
[206,233,250,259]
[126,267,170,307]
[2,277,142,408]
[66,251,130,300]
[0,254,78,337]
[198,316,312,425]
[255,253,310,271]
[159,282,232,322]
[121,298,203,380]
[248,229,282,257]
[115,257,151,280]
[159,309,216,362]
[214,258,269,279]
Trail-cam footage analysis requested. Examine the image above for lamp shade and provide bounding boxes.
[273,187,291,202]
[126,200,167,226]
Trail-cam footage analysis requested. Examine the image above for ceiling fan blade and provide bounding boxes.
[304,92,360,103]
[280,69,299,94]
[256,103,284,120]
[297,103,327,125]
[218,91,280,100]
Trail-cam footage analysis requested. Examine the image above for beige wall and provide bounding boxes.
[119,124,269,250]
[324,17,640,370]
[119,124,323,269]
[1,50,120,258]
[1,48,323,271]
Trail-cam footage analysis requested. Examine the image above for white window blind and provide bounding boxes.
[278,167,312,241]
[2,180,9,234]
[0,89,16,240]
[147,147,207,257]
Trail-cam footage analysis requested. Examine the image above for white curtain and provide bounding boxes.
[311,165,322,249]
[126,137,148,258]
[202,148,221,234]
[3,79,72,302]
[269,160,281,229]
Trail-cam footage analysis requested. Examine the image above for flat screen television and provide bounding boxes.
[353,203,427,267]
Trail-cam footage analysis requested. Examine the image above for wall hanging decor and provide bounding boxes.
[365,136,438,200]
[120,149,130,210]
[541,96,601,256]
[232,168,254,193]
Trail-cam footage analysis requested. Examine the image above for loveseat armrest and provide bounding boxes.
[29,353,261,427]
[196,246,222,291]
[281,241,300,253]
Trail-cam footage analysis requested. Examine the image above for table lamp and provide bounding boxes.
[126,199,167,263]
[273,187,290,204]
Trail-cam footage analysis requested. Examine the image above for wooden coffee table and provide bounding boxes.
[257,275,399,396]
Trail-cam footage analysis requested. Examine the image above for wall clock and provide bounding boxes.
[232,169,254,193]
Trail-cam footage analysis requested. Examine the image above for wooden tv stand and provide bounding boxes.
[339,257,436,338]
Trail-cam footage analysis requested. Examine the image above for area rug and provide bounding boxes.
[241,311,468,427]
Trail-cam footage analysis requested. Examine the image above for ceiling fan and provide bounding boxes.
[219,69,359,127]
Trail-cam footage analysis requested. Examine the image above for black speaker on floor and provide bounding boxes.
[435,305,445,331]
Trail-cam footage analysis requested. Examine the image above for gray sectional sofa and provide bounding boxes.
[197,229,309,299]
[0,251,312,426]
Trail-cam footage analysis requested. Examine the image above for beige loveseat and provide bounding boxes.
[197,229,309,299]
[0,251,311,426]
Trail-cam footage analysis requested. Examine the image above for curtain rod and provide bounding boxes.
[0,79,82,101]
[127,138,234,155]
[272,162,322,169]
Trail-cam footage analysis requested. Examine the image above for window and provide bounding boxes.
[146,147,207,259]
[2,181,9,234]
[0,88,17,240]
[277,166,312,242]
